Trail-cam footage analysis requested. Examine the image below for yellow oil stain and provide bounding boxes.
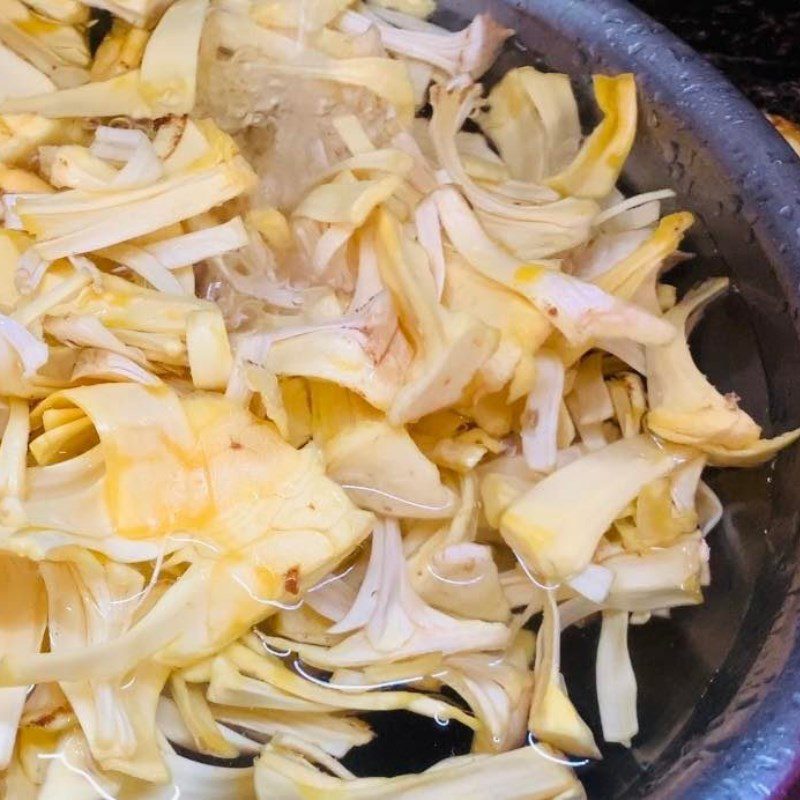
[513,264,544,284]
[15,16,61,35]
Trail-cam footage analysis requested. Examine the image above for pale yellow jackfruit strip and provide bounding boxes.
[0,0,208,118]
[255,736,583,799]
[231,640,480,730]
[547,73,637,199]
[594,212,694,300]
[500,435,682,583]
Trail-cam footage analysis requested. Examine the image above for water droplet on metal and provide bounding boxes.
[669,162,685,182]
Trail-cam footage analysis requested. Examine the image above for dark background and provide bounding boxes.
[635,0,800,120]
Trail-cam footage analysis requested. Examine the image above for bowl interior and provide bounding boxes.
[343,3,800,798]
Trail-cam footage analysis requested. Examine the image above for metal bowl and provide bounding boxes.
[347,2,800,798]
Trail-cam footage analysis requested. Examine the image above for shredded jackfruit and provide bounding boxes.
[0,0,796,797]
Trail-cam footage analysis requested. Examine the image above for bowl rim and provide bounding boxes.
[483,1,800,797]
